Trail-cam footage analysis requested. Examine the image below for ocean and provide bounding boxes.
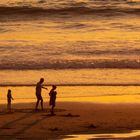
[0,0,140,103]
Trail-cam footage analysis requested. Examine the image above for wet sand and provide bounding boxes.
[0,102,140,140]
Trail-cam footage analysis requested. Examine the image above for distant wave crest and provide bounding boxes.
[0,6,139,16]
[0,59,140,70]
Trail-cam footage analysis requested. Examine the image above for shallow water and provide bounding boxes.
[63,130,140,140]
[1,69,140,86]
[1,85,140,104]
[0,0,140,101]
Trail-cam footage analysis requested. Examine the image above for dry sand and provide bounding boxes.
[0,102,140,140]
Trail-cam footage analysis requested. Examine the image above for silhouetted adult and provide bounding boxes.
[49,85,57,115]
[35,78,47,110]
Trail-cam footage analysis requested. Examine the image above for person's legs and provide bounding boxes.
[35,99,40,110]
[51,105,55,115]
[9,103,11,111]
[41,98,43,110]
[7,102,10,110]
[7,102,11,112]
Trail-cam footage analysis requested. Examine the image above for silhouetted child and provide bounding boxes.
[49,85,57,115]
[7,89,14,111]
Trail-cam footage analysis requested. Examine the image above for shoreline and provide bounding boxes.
[1,102,140,139]
[1,69,140,87]
[1,84,140,86]
[1,86,140,104]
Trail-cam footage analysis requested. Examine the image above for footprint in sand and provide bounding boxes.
[60,113,80,117]
[49,127,61,131]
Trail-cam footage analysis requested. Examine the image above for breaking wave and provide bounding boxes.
[0,59,140,70]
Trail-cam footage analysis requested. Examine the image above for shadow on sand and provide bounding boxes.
[0,108,67,139]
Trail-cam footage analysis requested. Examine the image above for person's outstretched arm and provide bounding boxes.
[42,86,48,90]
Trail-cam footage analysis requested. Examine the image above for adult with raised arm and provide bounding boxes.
[35,78,47,111]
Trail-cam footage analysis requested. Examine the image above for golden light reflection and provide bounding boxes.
[0,18,140,43]
[1,29,140,42]
[0,86,140,104]
[63,130,140,140]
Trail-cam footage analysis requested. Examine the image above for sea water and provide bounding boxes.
[0,0,140,103]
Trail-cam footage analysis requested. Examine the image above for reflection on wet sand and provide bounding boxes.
[63,130,140,140]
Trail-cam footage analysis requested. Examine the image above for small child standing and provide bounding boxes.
[7,89,14,111]
[49,85,57,115]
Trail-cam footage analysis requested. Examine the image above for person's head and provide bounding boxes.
[8,89,11,94]
[40,78,44,83]
[52,85,57,90]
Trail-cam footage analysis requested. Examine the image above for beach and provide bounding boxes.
[1,85,140,139]
[1,102,140,139]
